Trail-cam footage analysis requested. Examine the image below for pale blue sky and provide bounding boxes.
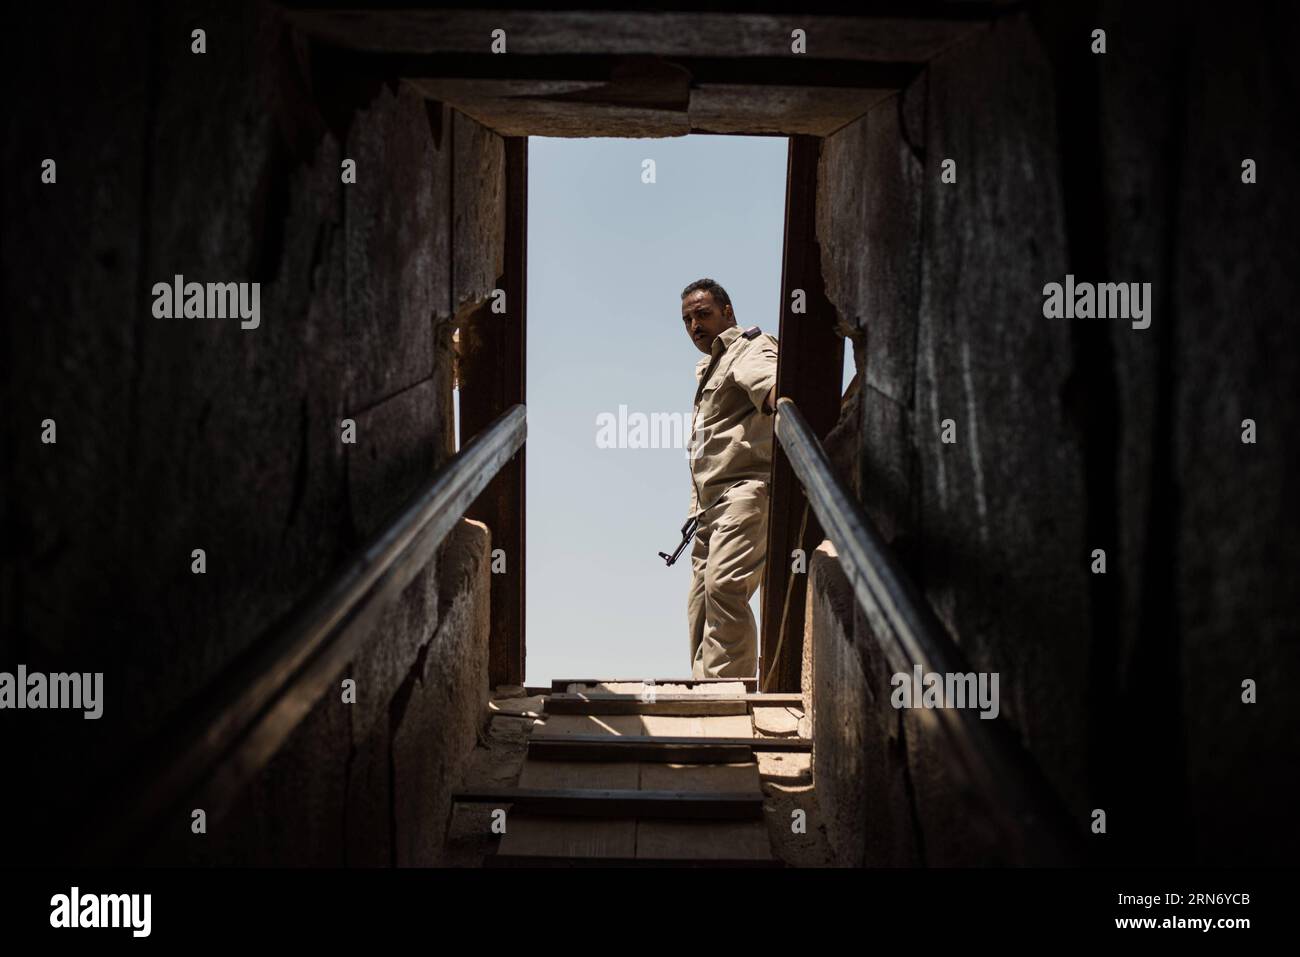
[519,133,829,684]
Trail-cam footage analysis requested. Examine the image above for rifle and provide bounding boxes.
[658,516,699,567]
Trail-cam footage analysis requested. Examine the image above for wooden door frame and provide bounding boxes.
[462,136,528,687]
[759,134,844,693]
[461,133,842,690]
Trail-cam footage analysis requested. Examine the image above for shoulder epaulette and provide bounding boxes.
[741,325,762,340]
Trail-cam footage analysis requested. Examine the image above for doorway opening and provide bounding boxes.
[524,134,789,684]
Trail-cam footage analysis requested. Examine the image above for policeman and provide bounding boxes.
[681,278,779,679]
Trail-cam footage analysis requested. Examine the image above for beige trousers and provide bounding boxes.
[687,479,770,678]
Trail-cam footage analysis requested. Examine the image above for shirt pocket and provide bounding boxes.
[695,380,722,421]
[698,367,725,396]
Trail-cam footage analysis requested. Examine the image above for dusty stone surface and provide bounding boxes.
[758,751,834,867]
[489,694,547,717]
[809,543,905,867]
[442,714,537,866]
[174,687,352,867]
[691,86,895,136]
[811,5,1299,866]
[345,725,393,867]
[451,109,506,311]
[347,534,439,751]
[914,14,1088,816]
[753,706,802,737]
[1150,6,1300,864]
[391,519,493,867]
[290,10,980,62]
[0,0,504,865]
[813,12,1090,867]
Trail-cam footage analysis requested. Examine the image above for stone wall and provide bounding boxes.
[811,3,1299,866]
[1,0,505,864]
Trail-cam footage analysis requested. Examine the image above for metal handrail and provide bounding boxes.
[105,403,526,861]
[773,397,1078,864]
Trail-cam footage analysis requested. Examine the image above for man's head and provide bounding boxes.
[681,278,736,355]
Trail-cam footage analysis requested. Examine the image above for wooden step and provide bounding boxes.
[534,713,755,738]
[452,786,765,819]
[545,698,748,716]
[476,738,776,865]
[551,677,758,691]
[485,853,782,868]
[527,734,812,762]
[543,692,802,716]
[490,807,775,865]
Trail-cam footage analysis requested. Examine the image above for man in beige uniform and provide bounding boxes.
[681,278,779,679]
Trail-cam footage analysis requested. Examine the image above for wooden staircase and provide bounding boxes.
[453,678,811,866]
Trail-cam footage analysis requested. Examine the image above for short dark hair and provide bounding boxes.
[681,278,732,312]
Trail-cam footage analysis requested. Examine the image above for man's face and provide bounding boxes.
[682,289,734,355]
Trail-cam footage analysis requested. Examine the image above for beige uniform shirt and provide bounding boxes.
[687,324,780,518]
